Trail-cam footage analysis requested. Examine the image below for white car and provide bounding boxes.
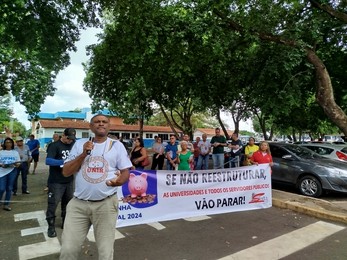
[299,143,347,162]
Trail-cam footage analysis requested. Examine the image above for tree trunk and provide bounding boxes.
[159,104,180,138]
[139,117,144,138]
[217,110,230,139]
[306,49,347,136]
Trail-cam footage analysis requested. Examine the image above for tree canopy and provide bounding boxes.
[0,0,104,116]
[3,0,346,139]
[84,0,347,138]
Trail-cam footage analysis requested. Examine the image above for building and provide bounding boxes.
[30,108,182,149]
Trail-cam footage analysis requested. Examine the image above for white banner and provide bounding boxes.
[116,164,272,227]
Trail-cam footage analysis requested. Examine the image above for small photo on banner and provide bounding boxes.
[121,170,158,208]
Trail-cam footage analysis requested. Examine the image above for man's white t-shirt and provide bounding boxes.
[65,137,132,200]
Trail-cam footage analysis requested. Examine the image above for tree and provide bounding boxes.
[0,95,27,136]
[0,0,103,116]
[84,1,213,138]
[205,0,347,135]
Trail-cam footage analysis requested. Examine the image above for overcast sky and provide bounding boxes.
[12,28,252,132]
[12,28,100,129]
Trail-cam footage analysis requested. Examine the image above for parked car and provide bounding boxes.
[298,143,347,162]
[268,142,347,197]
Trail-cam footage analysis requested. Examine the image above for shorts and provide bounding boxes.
[31,153,39,162]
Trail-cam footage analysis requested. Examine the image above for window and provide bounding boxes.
[82,132,89,138]
[146,133,153,138]
[122,133,130,139]
[270,146,288,158]
[109,132,120,138]
[159,134,168,141]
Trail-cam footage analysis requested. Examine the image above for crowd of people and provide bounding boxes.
[142,127,273,172]
[0,123,273,259]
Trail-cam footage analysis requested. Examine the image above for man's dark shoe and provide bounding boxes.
[13,192,17,196]
[22,191,30,194]
[47,226,57,238]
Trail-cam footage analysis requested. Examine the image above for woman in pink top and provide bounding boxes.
[250,141,273,168]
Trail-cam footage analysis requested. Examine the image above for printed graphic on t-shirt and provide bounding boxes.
[81,156,109,184]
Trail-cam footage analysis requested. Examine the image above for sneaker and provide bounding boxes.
[13,192,17,196]
[23,191,30,194]
[44,187,49,192]
[3,205,11,211]
[48,226,57,238]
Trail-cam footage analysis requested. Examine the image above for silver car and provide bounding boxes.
[269,143,347,197]
[298,143,347,162]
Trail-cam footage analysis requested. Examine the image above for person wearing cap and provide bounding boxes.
[13,137,32,195]
[60,114,132,260]
[45,128,76,238]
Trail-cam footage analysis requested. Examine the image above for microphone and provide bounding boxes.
[86,137,93,155]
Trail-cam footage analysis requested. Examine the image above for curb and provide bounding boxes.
[272,198,347,225]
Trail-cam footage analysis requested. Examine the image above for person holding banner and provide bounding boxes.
[130,137,148,170]
[197,134,211,170]
[210,127,227,169]
[165,135,178,170]
[151,137,165,170]
[176,141,193,170]
[244,137,259,166]
[250,141,273,170]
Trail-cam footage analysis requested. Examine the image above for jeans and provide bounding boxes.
[0,168,18,206]
[197,154,209,170]
[13,162,29,193]
[166,160,176,170]
[212,154,224,169]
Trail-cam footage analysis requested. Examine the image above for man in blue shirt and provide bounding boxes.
[165,135,178,170]
[26,134,40,174]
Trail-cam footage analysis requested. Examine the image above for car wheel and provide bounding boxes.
[298,176,322,197]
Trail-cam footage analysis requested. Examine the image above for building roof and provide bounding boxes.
[39,120,89,129]
[38,120,181,133]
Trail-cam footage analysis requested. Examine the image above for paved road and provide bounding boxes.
[1,152,347,260]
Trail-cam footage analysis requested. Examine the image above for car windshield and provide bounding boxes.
[285,145,323,159]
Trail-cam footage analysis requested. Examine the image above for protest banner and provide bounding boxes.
[117,164,272,228]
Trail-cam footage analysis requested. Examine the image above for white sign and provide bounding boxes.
[117,164,272,227]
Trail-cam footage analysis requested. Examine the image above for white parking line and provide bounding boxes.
[184,215,211,221]
[87,227,125,242]
[218,221,345,260]
[147,222,166,230]
[18,238,61,260]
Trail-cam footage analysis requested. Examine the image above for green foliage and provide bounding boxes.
[0,0,103,116]
[0,95,27,135]
[83,0,347,137]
